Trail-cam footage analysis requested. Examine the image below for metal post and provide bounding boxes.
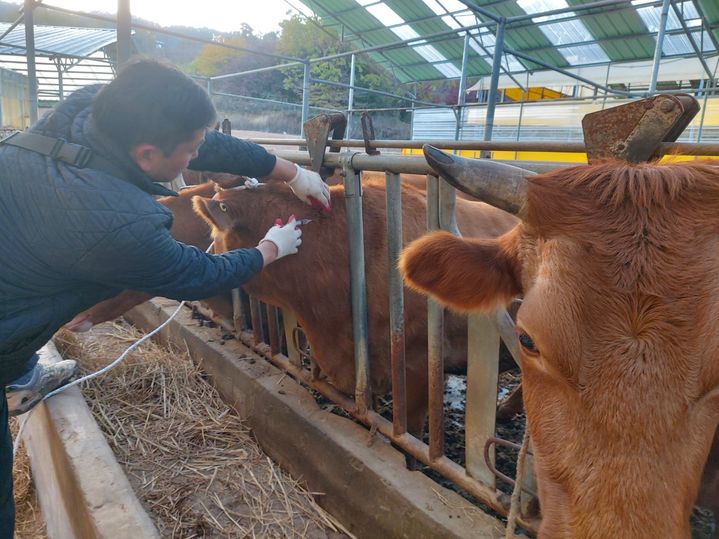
[117,0,131,67]
[347,53,356,139]
[343,160,371,415]
[23,0,38,124]
[648,0,671,95]
[482,18,506,157]
[455,32,470,141]
[385,172,407,436]
[55,59,64,101]
[426,174,444,459]
[300,62,311,137]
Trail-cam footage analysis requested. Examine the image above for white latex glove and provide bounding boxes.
[244,177,260,189]
[259,216,302,259]
[287,164,331,211]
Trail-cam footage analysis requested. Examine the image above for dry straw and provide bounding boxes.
[54,321,350,539]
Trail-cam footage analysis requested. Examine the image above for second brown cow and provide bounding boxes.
[193,178,516,435]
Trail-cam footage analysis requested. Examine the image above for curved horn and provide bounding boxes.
[423,144,534,215]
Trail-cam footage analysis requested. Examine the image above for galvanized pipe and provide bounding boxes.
[455,31,470,141]
[483,18,506,152]
[426,174,445,460]
[301,62,311,138]
[55,59,63,101]
[343,162,372,415]
[116,0,131,67]
[254,138,719,157]
[269,150,565,176]
[385,172,407,436]
[649,0,672,95]
[23,0,38,124]
[347,53,356,138]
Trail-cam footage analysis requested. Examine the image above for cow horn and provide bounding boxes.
[423,145,534,215]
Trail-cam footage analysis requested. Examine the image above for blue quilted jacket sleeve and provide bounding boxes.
[188,130,277,178]
[68,210,263,300]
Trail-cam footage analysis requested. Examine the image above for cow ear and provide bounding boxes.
[399,229,522,313]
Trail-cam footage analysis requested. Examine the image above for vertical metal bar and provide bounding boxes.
[385,172,407,436]
[426,174,444,459]
[55,60,64,101]
[23,0,38,124]
[482,18,506,158]
[347,53,356,138]
[465,313,500,486]
[343,162,371,414]
[231,288,247,333]
[300,62,311,137]
[697,59,719,143]
[249,296,265,345]
[648,0,671,95]
[520,439,537,518]
[455,32,470,142]
[282,311,302,368]
[206,77,212,95]
[117,0,132,67]
[601,63,611,110]
[514,71,529,160]
[267,305,281,355]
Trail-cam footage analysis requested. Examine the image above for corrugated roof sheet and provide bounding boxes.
[0,22,117,58]
[299,0,718,84]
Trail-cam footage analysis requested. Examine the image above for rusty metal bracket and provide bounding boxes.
[361,112,380,156]
[582,94,699,164]
[302,113,347,180]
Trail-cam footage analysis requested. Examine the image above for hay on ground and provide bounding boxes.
[54,320,349,539]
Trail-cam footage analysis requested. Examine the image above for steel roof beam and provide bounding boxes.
[670,0,714,80]
[38,2,302,63]
[506,46,641,96]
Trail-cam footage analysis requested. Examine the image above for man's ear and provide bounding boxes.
[129,143,162,174]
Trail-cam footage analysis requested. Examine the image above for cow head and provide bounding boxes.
[400,146,719,538]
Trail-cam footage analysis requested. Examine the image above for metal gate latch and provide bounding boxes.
[302,113,347,180]
[582,93,699,164]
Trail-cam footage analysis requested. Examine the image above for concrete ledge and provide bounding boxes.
[21,341,159,539]
[126,299,507,539]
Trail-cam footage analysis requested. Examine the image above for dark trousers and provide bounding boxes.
[0,391,14,539]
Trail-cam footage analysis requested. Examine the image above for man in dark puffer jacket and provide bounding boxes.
[0,59,330,537]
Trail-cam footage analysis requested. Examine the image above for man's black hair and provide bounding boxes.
[92,58,217,155]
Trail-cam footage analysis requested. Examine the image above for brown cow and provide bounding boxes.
[400,146,719,538]
[192,179,516,436]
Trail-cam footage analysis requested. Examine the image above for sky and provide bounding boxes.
[6,0,313,35]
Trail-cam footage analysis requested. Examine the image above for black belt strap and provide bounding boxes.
[0,131,127,178]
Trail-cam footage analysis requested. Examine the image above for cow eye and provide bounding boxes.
[518,331,539,355]
[218,202,228,212]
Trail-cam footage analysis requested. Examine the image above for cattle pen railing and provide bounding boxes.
[191,141,719,537]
